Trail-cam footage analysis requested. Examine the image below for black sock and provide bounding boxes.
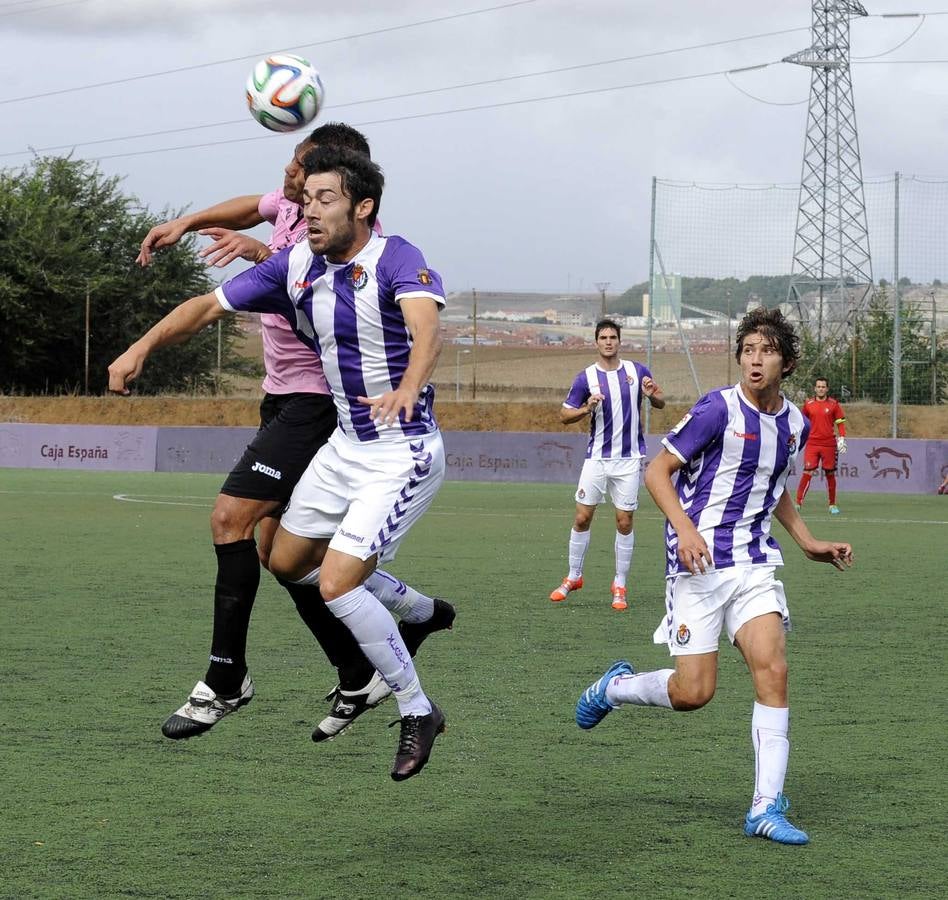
[204,539,260,695]
[279,579,375,691]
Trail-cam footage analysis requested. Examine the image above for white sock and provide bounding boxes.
[326,585,431,717]
[294,567,320,586]
[364,570,434,624]
[750,702,790,816]
[606,669,673,708]
[568,529,590,580]
[613,530,635,588]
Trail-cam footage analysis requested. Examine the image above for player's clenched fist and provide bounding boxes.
[107,348,146,395]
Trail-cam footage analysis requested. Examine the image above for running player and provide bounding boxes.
[133,123,453,743]
[110,146,448,780]
[575,307,854,845]
[549,318,665,610]
[795,376,847,514]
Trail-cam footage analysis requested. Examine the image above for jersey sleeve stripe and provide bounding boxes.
[215,286,236,312]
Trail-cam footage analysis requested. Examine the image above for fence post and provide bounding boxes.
[646,176,656,434]
[892,172,901,439]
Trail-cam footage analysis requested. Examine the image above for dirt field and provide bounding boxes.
[4,341,944,436]
[2,394,945,438]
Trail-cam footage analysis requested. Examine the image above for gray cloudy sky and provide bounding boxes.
[2,0,945,292]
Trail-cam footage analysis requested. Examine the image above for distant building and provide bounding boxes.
[649,273,682,322]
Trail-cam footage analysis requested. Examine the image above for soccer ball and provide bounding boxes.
[246,54,325,133]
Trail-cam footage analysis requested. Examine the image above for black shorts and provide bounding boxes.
[220,392,337,505]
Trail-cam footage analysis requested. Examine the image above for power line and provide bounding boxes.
[0,0,76,8]
[79,65,741,163]
[19,49,948,164]
[0,0,92,16]
[0,23,815,158]
[724,68,806,106]
[853,13,926,58]
[0,0,537,105]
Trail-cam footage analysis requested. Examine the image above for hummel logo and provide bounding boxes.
[294,280,311,289]
[733,431,758,440]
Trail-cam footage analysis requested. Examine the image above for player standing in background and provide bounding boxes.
[549,318,665,610]
[575,307,854,844]
[112,146,449,780]
[135,123,453,744]
[795,377,847,514]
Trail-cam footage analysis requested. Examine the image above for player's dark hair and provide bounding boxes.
[814,376,828,386]
[735,306,800,379]
[302,145,384,228]
[595,318,621,340]
[306,121,371,158]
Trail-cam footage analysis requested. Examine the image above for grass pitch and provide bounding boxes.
[0,469,945,899]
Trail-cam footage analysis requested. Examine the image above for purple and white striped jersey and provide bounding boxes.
[564,360,651,459]
[661,384,809,577]
[216,232,445,443]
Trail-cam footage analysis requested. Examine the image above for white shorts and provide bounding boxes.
[652,565,791,656]
[575,457,642,510]
[280,428,445,564]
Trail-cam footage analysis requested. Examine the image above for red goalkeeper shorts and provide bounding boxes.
[803,442,837,472]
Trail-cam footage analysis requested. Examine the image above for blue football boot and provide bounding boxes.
[575,660,635,729]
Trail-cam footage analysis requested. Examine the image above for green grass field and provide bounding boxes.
[0,469,945,899]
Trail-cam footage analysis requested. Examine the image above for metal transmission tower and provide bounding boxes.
[784,0,873,353]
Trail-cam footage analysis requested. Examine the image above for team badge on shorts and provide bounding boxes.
[675,624,691,646]
[577,488,586,500]
[350,263,368,290]
[417,268,432,285]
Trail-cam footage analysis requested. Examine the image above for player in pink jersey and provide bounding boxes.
[134,123,453,744]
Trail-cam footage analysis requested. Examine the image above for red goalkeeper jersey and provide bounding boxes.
[801,397,846,443]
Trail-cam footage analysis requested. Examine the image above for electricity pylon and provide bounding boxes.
[785,0,873,353]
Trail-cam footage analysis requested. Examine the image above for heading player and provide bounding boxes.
[134,123,453,743]
[111,146,449,781]
[575,307,854,845]
[549,318,665,610]
[795,376,847,514]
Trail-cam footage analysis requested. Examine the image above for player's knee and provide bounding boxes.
[671,685,715,711]
[266,549,300,582]
[669,672,716,710]
[210,498,259,543]
[615,513,633,534]
[574,510,594,530]
[759,657,788,689]
[317,572,352,602]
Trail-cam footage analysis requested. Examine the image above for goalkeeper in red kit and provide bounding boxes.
[795,376,847,515]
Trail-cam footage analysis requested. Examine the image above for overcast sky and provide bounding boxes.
[2,0,946,292]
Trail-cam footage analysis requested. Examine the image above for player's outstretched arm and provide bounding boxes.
[357,297,442,426]
[774,491,854,570]
[107,293,229,394]
[136,195,266,267]
[197,227,273,268]
[644,449,713,574]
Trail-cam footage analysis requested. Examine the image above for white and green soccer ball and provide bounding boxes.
[246,54,325,133]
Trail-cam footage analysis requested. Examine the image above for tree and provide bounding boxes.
[793,287,947,404]
[0,155,259,394]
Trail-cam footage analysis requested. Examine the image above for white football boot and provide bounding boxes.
[161,674,254,739]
